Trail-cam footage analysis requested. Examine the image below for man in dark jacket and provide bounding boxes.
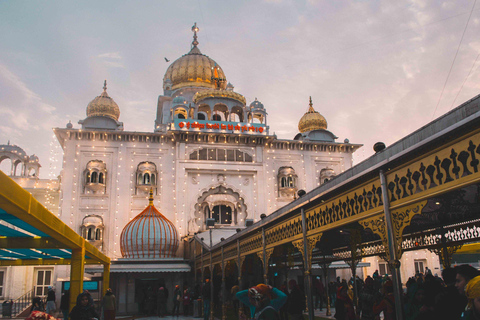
[202,280,212,320]
[287,280,305,320]
[60,290,70,320]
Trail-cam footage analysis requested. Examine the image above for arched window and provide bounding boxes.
[136,162,158,194]
[320,168,336,185]
[212,114,221,121]
[81,215,104,250]
[212,205,232,225]
[287,177,294,187]
[143,173,150,184]
[83,160,107,193]
[87,228,93,240]
[198,113,206,120]
[277,167,298,198]
[177,113,185,119]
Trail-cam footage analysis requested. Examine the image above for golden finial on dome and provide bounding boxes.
[192,22,199,48]
[148,188,154,206]
[298,97,328,133]
[86,80,120,121]
[308,96,314,111]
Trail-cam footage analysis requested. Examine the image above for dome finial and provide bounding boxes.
[149,188,154,206]
[192,22,199,48]
[308,96,315,112]
[103,80,107,92]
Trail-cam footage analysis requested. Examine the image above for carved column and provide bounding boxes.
[292,232,322,320]
[361,170,427,320]
[221,246,226,320]
[237,239,246,320]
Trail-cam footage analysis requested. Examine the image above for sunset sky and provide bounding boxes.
[1,0,479,178]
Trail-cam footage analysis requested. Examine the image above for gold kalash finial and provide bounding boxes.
[192,22,199,48]
[148,188,154,206]
[308,96,315,112]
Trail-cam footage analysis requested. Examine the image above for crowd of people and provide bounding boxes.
[21,263,480,320]
[26,288,115,320]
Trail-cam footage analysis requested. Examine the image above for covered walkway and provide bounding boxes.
[188,94,480,320]
[0,170,110,311]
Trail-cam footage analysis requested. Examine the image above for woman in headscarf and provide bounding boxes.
[334,284,355,320]
[70,292,99,320]
[404,283,425,320]
[464,275,480,320]
[237,283,287,320]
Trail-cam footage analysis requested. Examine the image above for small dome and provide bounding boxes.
[249,98,264,109]
[86,81,120,121]
[172,96,188,105]
[28,154,39,163]
[298,97,327,133]
[66,121,73,129]
[163,24,227,91]
[120,189,179,259]
[0,142,27,158]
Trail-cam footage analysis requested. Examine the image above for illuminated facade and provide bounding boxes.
[1,25,360,313]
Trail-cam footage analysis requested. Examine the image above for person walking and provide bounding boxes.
[373,280,395,320]
[60,290,70,320]
[102,289,116,320]
[183,286,192,316]
[286,280,305,320]
[358,277,376,320]
[70,292,99,320]
[172,285,182,316]
[334,284,356,320]
[202,280,212,320]
[46,286,56,316]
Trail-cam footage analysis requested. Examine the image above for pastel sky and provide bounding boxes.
[1,0,479,178]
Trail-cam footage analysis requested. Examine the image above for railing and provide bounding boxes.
[11,288,36,317]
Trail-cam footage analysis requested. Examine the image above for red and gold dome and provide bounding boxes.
[120,189,179,258]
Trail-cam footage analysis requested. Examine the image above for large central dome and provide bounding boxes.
[163,23,227,91]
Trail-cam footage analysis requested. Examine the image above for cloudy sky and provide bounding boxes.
[1,0,479,178]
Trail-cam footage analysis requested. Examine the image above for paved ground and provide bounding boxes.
[133,309,338,320]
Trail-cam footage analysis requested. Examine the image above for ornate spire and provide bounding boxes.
[103,80,107,92]
[308,96,315,112]
[192,22,199,48]
[149,188,154,206]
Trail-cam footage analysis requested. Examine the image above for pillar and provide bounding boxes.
[379,170,404,320]
[69,245,85,311]
[103,263,110,296]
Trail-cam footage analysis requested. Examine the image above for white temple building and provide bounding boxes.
[7,24,452,314]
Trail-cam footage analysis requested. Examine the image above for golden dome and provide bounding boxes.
[298,97,327,133]
[163,23,227,91]
[193,89,246,105]
[86,81,120,121]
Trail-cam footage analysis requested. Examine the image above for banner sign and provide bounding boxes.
[63,281,98,291]
[173,119,266,134]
